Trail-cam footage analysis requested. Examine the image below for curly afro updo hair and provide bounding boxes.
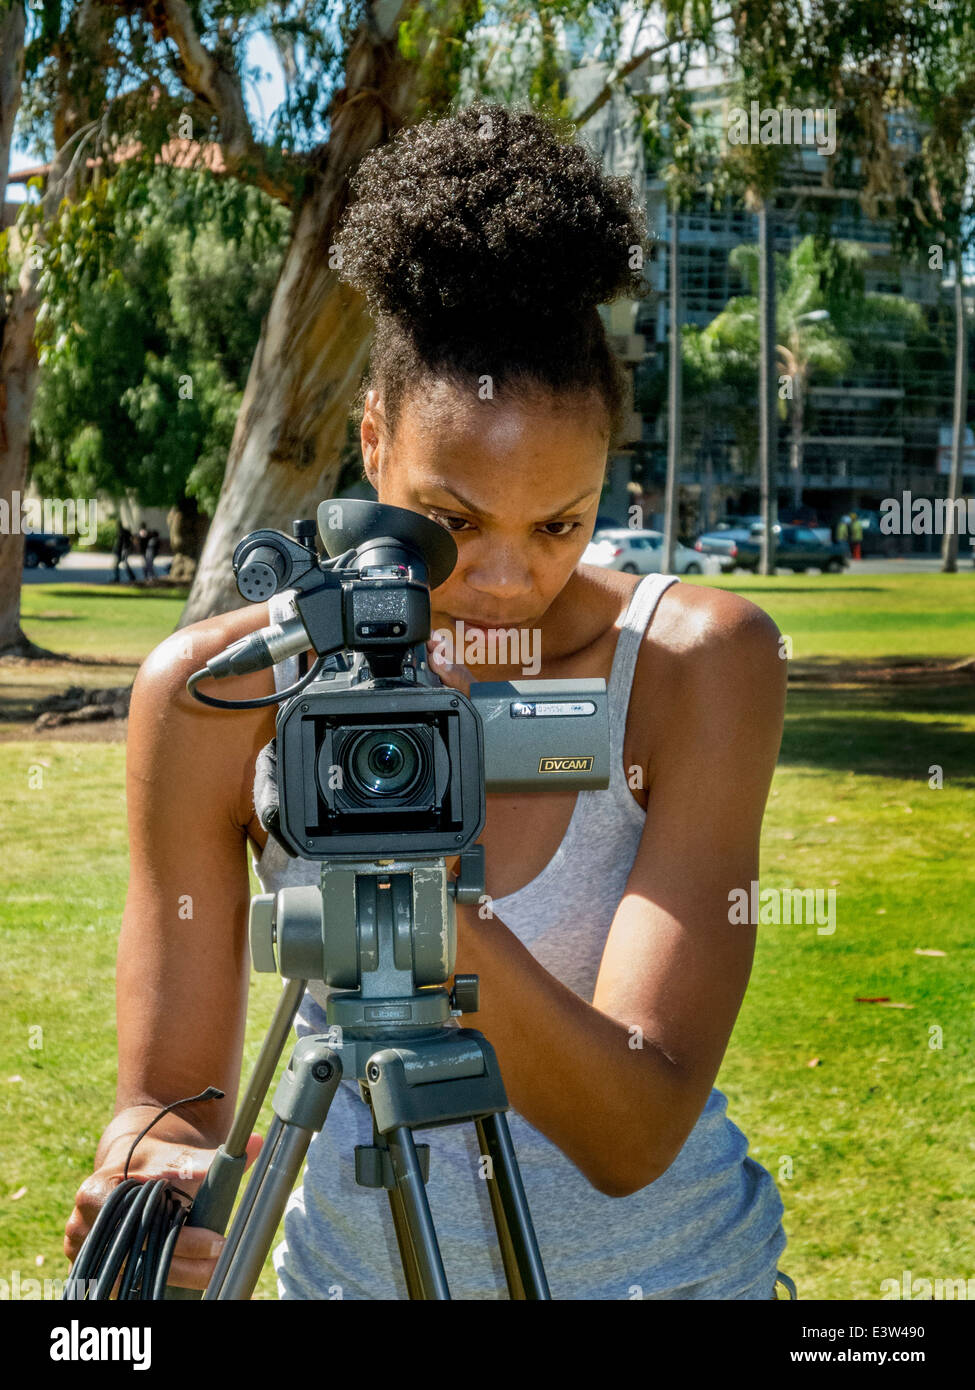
[336,102,649,446]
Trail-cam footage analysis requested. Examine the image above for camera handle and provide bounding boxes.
[169,851,550,1300]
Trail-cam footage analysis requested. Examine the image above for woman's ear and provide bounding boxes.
[360,389,384,491]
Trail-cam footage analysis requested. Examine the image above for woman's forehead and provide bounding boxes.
[390,380,609,449]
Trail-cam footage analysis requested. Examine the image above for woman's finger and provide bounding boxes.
[174,1225,227,1261]
[426,638,473,697]
[162,1254,220,1292]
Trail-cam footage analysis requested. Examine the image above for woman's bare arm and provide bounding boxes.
[66,609,278,1283]
[113,608,276,1147]
[438,588,786,1196]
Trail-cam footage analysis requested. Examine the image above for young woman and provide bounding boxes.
[66,104,792,1300]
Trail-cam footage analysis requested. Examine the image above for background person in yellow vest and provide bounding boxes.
[849,512,863,560]
[836,515,850,554]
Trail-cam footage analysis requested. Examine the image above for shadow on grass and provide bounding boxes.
[22,614,83,622]
[716,584,887,594]
[24,585,190,601]
[793,655,973,670]
[780,684,975,782]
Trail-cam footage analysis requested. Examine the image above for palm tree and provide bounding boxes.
[689,236,923,521]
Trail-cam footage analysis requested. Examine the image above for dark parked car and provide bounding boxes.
[735,524,848,572]
[23,532,72,568]
[692,523,758,571]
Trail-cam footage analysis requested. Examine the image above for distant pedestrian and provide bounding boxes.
[849,512,863,561]
[144,527,159,582]
[111,521,136,584]
[135,522,153,579]
[836,516,850,555]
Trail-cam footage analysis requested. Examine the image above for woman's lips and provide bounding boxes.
[440,614,531,629]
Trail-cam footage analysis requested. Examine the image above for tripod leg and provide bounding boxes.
[474,1117,525,1299]
[204,1037,342,1300]
[476,1113,551,1300]
[384,1125,451,1299]
[205,1114,288,1299]
[167,978,307,1302]
[207,1121,321,1300]
[386,1182,426,1301]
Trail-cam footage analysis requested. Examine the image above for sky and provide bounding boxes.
[6,32,287,201]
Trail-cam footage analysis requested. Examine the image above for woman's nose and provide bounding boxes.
[463,541,533,601]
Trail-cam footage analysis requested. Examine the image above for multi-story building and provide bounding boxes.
[574,52,972,545]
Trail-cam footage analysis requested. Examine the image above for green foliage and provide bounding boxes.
[793,2,975,264]
[703,235,924,396]
[93,516,120,552]
[28,164,291,513]
[639,235,928,471]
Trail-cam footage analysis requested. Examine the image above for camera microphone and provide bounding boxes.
[205,610,309,680]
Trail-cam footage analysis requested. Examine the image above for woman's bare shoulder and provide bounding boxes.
[129,601,280,833]
[573,565,781,662]
[631,579,785,746]
[138,600,274,691]
[649,579,782,659]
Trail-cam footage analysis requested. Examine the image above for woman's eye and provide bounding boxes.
[428,513,581,538]
[429,512,472,532]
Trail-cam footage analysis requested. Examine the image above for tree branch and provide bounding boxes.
[573,8,733,128]
[0,2,25,213]
[156,0,300,204]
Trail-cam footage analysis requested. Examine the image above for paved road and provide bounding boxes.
[20,549,973,586]
[851,553,975,574]
[22,550,173,585]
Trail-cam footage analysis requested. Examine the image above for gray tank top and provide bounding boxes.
[250,573,787,1299]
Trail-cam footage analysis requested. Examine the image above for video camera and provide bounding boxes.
[190,498,610,859]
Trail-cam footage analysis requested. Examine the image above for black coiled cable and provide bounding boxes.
[63,1085,223,1300]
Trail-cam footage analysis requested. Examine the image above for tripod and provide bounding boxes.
[170,845,550,1300]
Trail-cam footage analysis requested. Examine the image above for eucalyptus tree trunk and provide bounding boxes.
[178,2,437,626]
[0,1,36,656]
[941,257,969,573]
[0,0,113,656]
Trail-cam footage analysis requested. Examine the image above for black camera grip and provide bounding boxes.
[253,737,297,859]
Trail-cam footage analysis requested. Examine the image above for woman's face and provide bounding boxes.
[360,382,609,642]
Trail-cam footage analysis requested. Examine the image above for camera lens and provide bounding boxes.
[370,742,404,779]
[348,730,423,798]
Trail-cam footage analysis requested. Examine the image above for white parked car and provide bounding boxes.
[583,528,721,576]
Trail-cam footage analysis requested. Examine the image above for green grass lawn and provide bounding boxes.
[18,582,191,662]
[0,585,191,727]
[1,573,973,1300]
[696,570,975,660]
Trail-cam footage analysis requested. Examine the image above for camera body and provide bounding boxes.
[226,500,610,862]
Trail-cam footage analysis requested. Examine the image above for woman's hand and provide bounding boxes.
[426,637,476,698]
[65,1111,264,1292]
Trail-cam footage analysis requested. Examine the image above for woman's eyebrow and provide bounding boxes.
[423,482,599,519]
